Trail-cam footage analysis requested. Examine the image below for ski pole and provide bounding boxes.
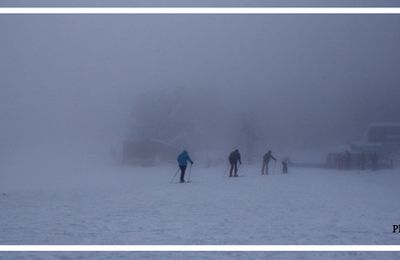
[188,164,193,182]
[223,163,229,177]
[170,168,180,184]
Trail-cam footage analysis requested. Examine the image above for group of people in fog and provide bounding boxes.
[176,149,289,183]
[326,150,380,171]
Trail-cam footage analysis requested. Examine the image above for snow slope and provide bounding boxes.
[1,163,400,259]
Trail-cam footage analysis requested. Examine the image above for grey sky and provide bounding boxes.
[1,13,400,160]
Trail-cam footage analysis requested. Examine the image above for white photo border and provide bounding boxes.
[0,6,399,253]
[1,245,400,251]
[0,7,400,14]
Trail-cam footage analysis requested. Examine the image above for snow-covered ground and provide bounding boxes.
[1,162,400,259]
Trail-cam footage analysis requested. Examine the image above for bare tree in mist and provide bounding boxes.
[130,87,194,148]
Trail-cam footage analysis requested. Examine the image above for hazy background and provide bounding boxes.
[1,13,400,180]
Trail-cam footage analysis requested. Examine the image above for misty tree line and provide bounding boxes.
[129,86,257,161]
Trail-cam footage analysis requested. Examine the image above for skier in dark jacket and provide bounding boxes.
[262,150,276,175]
[228,149,242,177]
[177,150,193,183]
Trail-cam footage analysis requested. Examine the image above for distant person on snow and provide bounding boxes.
[228,149,242,177]
[262,150,276,175]
[177,150,194,183]
[282,157,289,174]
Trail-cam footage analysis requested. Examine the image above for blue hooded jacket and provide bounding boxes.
[177,151,193,166]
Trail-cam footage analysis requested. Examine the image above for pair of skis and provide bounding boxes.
[169,165,193,184]
[223,164,242,178]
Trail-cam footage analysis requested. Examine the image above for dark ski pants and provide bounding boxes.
[179,165,187,183]
[282,164,288,174]
[262,161,269,175]
[229,161,238,177]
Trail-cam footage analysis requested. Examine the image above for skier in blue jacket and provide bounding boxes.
[177,150,194,183]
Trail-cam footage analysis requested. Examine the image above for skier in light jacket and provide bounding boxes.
[262,150,276,175]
